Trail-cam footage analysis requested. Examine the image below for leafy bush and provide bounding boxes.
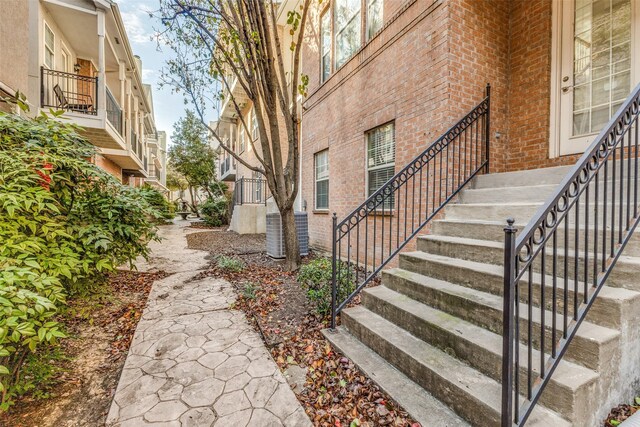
[241,282,259,300]
[216,255,245,272]
[0,112,158,409]
[200,196,230,227]
[139,185,175,223]
[297,258,355,316]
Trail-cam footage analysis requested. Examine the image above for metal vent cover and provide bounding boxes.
[266,212,309,258]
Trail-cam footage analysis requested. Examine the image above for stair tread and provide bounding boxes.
[419,233,640,264]
[343,305,571,426]
[364,285,599,390]
[385,267,621,344]
[322,327,471,427]
[401,251,640,303]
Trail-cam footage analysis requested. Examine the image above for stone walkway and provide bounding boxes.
[106,220,311,427]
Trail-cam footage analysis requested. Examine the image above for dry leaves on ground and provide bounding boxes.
[2,270,168,427]
[605,398,640,426]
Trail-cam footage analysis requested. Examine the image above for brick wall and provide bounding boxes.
[506,0,580,171]
[298,0,597,253]
[301,0,454,252]
[93,154,123,182]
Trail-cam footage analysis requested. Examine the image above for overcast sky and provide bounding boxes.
[115,0,214,146]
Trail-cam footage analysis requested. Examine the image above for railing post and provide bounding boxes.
[40,66,44,108]
[502,218,517,427]
[331,213,338,329]
[485,83,491,174]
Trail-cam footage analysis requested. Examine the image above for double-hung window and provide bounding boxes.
[44,23,55,69]
[239,127,246,153]
[324,1,383,80]
[315,150,329,210]
[366,0,383,40]
[321,11,332,82]
[251,108,258,140]
[334,0,361,69]
[367,123,395,209]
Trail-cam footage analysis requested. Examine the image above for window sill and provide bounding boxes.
[313,209,330,214]
[370,209,395,217]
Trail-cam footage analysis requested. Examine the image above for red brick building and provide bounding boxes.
[299,0,639,251]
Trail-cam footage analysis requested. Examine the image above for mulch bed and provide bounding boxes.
[605,398,640,426]
[187,221,224,230]
[188,230,419,427]
[1,270,168,427]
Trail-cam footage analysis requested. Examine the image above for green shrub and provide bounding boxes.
[297,258,355,316]
[0,112,158,409]
[200,196,230,227]
[216,255,245,272]
[139,185,175,223]
[241,282,259,300]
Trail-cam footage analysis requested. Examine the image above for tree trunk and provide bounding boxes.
[280,205,300,270]
[188,186,200,217]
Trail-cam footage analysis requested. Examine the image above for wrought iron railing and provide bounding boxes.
[41,67,97,115]
[233,177,269,205]
[330,84,491,328]
[501,83,640,426]
[106,87,123,135]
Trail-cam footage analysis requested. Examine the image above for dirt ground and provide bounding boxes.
[1,271,167,427]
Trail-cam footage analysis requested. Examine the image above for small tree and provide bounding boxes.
[168,110,218,213]
[158,0,314,270]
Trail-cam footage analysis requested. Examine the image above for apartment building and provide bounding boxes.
[214,4,302,234]
[0,1,29,114]
[0,0,165,184]
[298,0,640,426]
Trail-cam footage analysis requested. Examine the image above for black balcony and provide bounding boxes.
[41,67,97,115]
[106,87,123,135]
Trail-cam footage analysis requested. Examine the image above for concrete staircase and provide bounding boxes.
[324,166,640,426]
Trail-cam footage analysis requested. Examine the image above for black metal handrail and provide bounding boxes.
[234,177,269,205]
[330,84,491,328]
[501,83,640,426]
[40,66,97,115]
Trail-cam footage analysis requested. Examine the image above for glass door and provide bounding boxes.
[559,0,637,155]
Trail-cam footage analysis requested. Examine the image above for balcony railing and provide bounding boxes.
[41,67,97,115]
[233,178,269,205]
[106,87,123,135]
[131,131,141,160]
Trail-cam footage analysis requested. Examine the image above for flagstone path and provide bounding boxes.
[106,220,311,427]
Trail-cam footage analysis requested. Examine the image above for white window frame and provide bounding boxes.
[366,122,395,210]
[44,22,55,69]
[314,149,329,210]
[325,0,384,79]
[239,127,246,154]
[366,0,383,40]
[334,0,362,69]
[251,108,258,140]
[321,8,332,83]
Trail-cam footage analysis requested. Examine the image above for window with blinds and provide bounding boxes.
[315,150,329,210]
[239,127,245,153]
[367,122,395,209]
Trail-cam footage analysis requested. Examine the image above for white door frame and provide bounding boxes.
[549,0,640,158]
